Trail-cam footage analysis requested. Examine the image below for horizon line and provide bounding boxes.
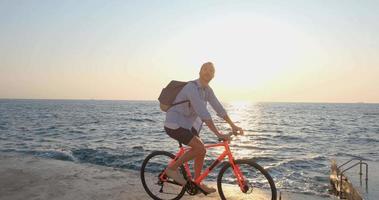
[0,98,378,104]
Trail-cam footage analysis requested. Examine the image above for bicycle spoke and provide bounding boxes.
[141,151,186,200]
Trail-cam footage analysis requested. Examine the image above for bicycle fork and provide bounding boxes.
[230,160,250,193]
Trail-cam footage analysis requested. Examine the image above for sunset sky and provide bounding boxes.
[1,1,378,103]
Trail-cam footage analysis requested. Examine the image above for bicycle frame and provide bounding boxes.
[161,139,247,192]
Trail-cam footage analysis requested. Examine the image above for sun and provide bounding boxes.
[155,12,316,101]
[206,15,310,90]
[161,13,312,96]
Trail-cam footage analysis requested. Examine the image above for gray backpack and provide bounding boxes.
[158,80,192,112]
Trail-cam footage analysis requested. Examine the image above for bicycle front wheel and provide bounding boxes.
[140,151,186,200]
[217,159,277,200]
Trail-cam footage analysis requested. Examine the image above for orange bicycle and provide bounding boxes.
[140,134,277,200]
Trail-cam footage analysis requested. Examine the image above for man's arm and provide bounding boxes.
[207,88,243,135]
[186,85,229,138]
[203,119,231,139]
[223,115,244,135]
[223,114,236,128]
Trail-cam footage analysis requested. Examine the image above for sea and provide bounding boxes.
[0,99,378,199]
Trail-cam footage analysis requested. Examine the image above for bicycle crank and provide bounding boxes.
[185,181,198,195]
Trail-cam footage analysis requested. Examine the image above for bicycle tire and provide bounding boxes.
[217,159,277,200]
[140,151,186,200]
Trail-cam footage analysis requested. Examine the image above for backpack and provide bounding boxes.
[158,80,192,112]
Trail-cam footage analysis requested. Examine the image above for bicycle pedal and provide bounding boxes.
[185,181,209,196]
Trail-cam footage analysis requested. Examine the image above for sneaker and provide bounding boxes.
[199,183,216,194]
[165,168,186,186]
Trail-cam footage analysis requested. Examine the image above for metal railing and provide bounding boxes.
[337,159,368,199]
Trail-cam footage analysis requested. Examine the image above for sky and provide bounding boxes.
[0,0,378,103]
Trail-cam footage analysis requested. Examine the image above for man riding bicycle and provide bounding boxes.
[164,62,244,194]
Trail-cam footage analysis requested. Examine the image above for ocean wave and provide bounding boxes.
[363,112,379,116]
[150,111,161,115]
[126,118,156,123]
[346,137,379,144]
[249,156,278,163]
[258,122,278,125]
[250,136,271,141]
[313,175,329,182]
[332,152,373,161]
[73,120,101,127]
[300,127,316,133]
[274,158,327,171]
[0,149,16,153]
[47,125,57,130]
[311,155,327,161]
[246,129,283,133]
[272,135,306,142]
[231,144,267,151]
[15,150,77,161]
[68,130,85,134]
[71,148,144,169]
[132,146,144,150]
[274,146,301,152]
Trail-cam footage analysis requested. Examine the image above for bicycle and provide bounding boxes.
[140,133,277,200]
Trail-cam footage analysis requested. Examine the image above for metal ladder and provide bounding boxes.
[337,159,368,199]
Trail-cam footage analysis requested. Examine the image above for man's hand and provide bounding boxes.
[231,125,244,135]
[218,133,232,141]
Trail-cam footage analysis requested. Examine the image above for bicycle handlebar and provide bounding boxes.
[217,130,243,142]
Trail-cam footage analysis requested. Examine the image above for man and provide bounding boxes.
[164,62,244,193]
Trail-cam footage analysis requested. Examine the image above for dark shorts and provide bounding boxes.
[164,126,199,145]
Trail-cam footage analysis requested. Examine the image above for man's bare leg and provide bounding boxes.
[169,136,205,170]
[194,150,205,180]
[166,136,215,193]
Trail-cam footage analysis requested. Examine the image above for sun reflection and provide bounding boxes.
[227,100,258,130]
[224,101,268,159]
[227,100,252,121]
[229,100,253,109]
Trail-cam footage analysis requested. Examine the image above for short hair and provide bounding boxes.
[200,62,214,72]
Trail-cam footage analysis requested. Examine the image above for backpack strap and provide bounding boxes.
[169,80,197,109]
[171,100,190,106]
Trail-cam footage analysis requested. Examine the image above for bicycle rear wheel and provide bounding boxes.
[140,151,186,200]
[217,159,277,200]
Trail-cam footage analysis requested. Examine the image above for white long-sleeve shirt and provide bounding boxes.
[164,79,227,131]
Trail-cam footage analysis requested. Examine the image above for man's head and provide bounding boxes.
[199,62,215,87]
